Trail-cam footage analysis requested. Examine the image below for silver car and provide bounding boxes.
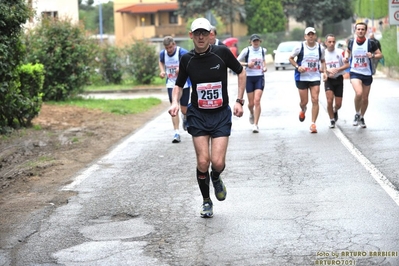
[273,41,301,70]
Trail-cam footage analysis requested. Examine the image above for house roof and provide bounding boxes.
[116,3,178,14]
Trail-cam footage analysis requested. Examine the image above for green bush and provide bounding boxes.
[24,17,97,101]
[124,41,158,85]
[17,64,44,125]
[98,43,124,84]
[0,64,44,133]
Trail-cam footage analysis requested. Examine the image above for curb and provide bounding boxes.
[83,87,165,94]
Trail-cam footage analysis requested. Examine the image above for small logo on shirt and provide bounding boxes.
[210,64,220,70]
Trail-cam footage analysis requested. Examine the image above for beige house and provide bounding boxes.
[114,0,187,46]
[114,0,248,46]
[25,0,79,28]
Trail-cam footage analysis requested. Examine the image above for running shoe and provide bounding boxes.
[252,125,259,133]
[310,123,317,133]
[212,177,227,201]
[329,120,335,128]
[299,107,307,122]
[172,133,181,143]
[359,117,367,128]
[181,114,188,131]
[200,199,213,218]
[334,110,338,121]
[353,114,360,126]
[249,113,254,124]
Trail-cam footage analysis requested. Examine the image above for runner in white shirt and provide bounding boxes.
[324,34,350,128]
[159,36,191,143]
[289,27,327,133]
[237,34,267,133]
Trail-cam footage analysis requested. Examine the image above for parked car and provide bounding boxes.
[335,39,347,50]
[273,41,301,71]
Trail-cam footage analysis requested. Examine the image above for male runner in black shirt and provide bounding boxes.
[169,17,246,218]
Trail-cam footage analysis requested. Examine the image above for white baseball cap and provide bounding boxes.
[191,18,212,32]
[304,27,316,34]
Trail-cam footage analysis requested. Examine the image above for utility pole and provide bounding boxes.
[229,0,233,36]
[99,0,103,43]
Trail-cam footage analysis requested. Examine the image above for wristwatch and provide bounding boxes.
[236,98,245,106]
[295,65,299,69]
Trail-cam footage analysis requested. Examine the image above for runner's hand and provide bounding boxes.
[168,104,179,117]
[233,103,243,117]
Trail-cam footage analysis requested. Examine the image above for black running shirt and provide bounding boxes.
[176,44,243,112]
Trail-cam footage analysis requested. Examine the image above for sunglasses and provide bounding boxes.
[193,29,210,36]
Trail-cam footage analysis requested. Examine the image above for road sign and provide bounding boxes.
[389,0,399,25]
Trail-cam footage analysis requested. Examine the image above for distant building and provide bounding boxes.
[114,0,187,46]
[25,0,79,29]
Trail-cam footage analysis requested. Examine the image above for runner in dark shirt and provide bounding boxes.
[169,18,246,218]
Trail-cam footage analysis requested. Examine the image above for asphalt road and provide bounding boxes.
[1,67,399,266]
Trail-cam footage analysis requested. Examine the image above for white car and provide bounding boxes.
[273,41,301,70]
[335,39,347,50]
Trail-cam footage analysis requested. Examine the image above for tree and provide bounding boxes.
[0,0,32,132]
[177,0,245,27]
[283,0,353,27]
[79,0,95,11]
[245,0,286,34]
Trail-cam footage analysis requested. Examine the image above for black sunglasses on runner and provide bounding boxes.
[193,29,210,36]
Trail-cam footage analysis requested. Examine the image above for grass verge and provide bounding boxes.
[47,97,162,115]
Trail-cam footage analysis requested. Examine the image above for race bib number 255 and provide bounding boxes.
[196,81,223,109]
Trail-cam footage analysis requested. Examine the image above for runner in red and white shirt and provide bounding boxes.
[344,22,383,128]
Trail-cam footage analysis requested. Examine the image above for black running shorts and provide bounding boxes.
[295,80,321,90]
[186,104,232,138]
[324,75,344,97]
[350,72,373,86]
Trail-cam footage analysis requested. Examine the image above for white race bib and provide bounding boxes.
[196,81,223,109]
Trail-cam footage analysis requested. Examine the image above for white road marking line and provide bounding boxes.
[333,127,399,207]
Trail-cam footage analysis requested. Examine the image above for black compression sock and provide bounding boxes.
[196,169,210,199]
[211,165,225,181]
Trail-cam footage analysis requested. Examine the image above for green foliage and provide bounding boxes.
[380,26,399,68]
[245,0,286,34]
[177,0,245,25]
[355,0,388,19]
[16,64,45,125]
[0,63,44,133]
[97,44,124,84]
[50,97,162,115]
[24,17,97,101]
[124,41,158,85]
[284,0,353,26]
[0,0,32,133]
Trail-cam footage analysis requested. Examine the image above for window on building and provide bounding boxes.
[150,14,155,25]
[42,11,58,19]
[169,11,178,24]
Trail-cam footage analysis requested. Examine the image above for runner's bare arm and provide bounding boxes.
[234,68,246,117]
[169,85,183,117]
